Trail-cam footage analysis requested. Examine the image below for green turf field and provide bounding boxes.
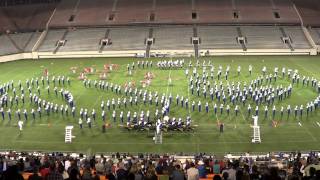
[0,56,320,154]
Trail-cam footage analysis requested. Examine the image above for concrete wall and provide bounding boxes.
[0,48,317,63]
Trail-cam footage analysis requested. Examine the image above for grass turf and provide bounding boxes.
[0,55,320,155]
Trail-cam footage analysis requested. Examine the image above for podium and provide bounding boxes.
[65,126,75,143]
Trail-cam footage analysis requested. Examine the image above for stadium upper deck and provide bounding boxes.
[0,0,320,33]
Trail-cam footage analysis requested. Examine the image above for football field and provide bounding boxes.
[0,56,320,155]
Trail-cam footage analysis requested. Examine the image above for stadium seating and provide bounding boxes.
[0,4,56,32]
[309,28,320,45]
[235,0,275,24]
[59,28,107,52]
[49,0,78,28]
[0,34,20,55]
[106,27,149,51]
[0,151,319,180]
[194,0,234,24]
[283,26,312,49]
[38,29,66,52]
[151,26,194,50]
[72,0,114,26]
[114,0,153,24]
[154,0,192,24]
[293,0,320,26]
[0,8,16,32]
[9,32,41,52]
[197,26,240,49]
[271,0,300,24]
[241,26,288,49]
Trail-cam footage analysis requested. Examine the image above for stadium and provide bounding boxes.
[0,0,320,179]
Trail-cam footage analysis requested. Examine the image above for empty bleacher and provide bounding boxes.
[73,0,114,26]
[283,26,311,49]
[309,28,320,45]
[194,0,234,24]
[241,26,287,49]
[0,34,20,55]
[59,28,106,51]
[235,0,275,24]
[151,26,193,50]
[38,30,66,52]
[114,0,152,24]
[49,0,78,28]
[43,0,319,27]
[272,0,300,24]
[154,0,192,24]
[9,32,41,52]
[198,26,240,49]
[0,4,56,33]
[293,0,320,26]
[0,8,16,32]
[105,27,149,51]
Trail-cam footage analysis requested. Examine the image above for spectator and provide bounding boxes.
[92,171,100,180]
[66,168,80,180]
[213,175,222,180]
[221,163,236,180]
[170,164,185,180]
[145,165,157,180]
[117,162,128,180]
[45,161,63,180]
[250,165,261,180]
[106,169,116,180]
[81,166,92,180]
[187,162,199,180]
[312,170,320,180]
[197,160,207,178]
[28,167,42,180]
[95,158,105,175]
[213,160,220,174]
[222,172,229,180]
[2,165,24,180]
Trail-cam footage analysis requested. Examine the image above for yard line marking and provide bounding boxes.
[299,121,318,142]
[166,69,172,96]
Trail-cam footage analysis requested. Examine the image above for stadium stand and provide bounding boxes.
[59,28,106,52]
[106,27,149,51]
[197,26,240,49]
[0,151,320,180]
[154,0,192,24]
[49,0,78,28]
[0,8,16,32]
[9,32,42,52]
[271,0,300,24]
[235,0,275,24]
[283,26,312,49]
[194,0,234,24]
[0,34,20,55]
[151,26,194,50]
[114,0,153,24]
[293,0,320,26]
[72,0,114,26]
[0,4,56,32]
[38,29,66,52]
[309,28,320,45]
[0,0,319,58]
[241,26,287,49]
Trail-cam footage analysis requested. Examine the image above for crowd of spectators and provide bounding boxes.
[0,151,319,180]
